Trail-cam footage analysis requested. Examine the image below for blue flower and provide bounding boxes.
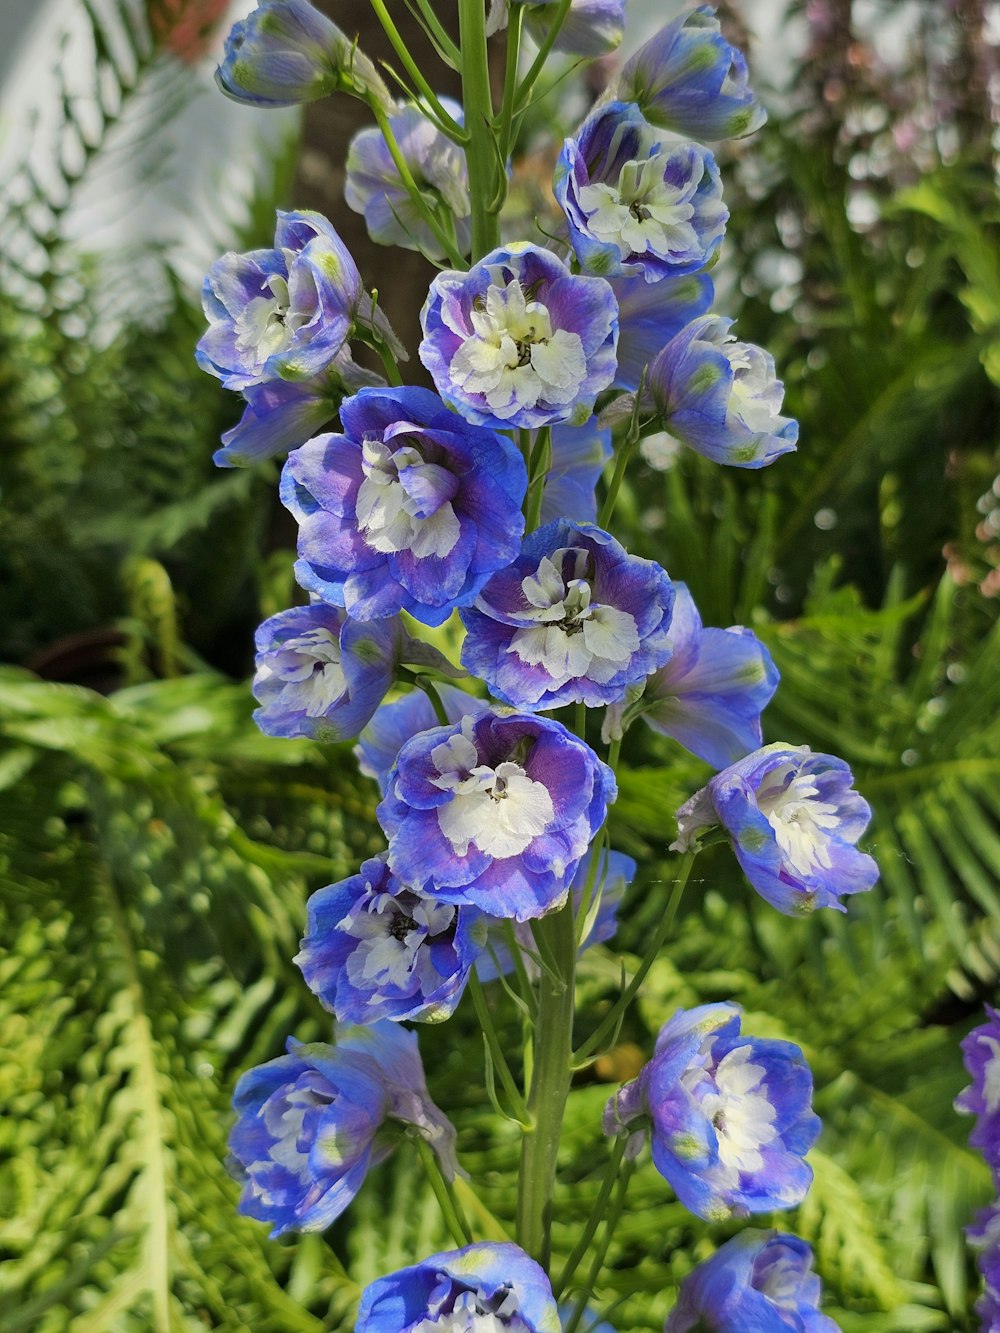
[215,353,383,467]
[968,1205,1000,1332]
[486,0,625,57]
[196,210,403,393]
[228,1024,456,1237]
[639,582,779,768]
[605,1004,820,1222]
[346,99,471,259]
[215,0,392,110]
[378,711,616,922]
[280,385,527,625]
[610,271,714,393]
[251,603,400,742]
[673,743,879,915]
[460,521,675,711]
[555,102,727,282]
[540,422,612,526]
[295,853,488,1024]
[476,846,635,982]
[356,685,491,794]
[644,315,798,468]
[420,243,619,430]
[956,1006,1000,1172]
[356,1242,562,1332]
[614,6,767,142]
[665,1230,840,1331]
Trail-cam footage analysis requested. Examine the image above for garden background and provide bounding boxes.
[1,0,999,1327]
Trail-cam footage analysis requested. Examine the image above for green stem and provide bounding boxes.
[598,438,636,529]
[469,973,532,1124]
[562,1161,635,1333]
[372,103,467,267]
[574,854,694,1065]
[415,675,450,726]
[497,3,525,165]
[373,334,404,386]
[368,0,466,138]
[516,895,576,1266]
[524,426,551,531]
[515,0,573,110]
[410,0,462,65]
[459,0,501,258]
[415,1139,473,1247]
[553,1136,627,1298]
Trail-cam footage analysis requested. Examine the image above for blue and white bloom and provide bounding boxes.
[460,522,675,711]
[644,316,798,468]
[296,853,488,1024]
[280,386,527,624]
[673,744,879,915]
[252,603,399,741]
[477,846,635,982]
[614,6,767,142]
[605,1004,820,1221]
[487,0,625,57]
[228,1024,456,1237]
[555,102,727,282]
[378,711,616,922]
[215,353,383,467]
[956,1006,1000,1172]
[215,0,392,110]
[197,210,402,393]
[609,271,714,393]
[356,1242,562,1332]
[420,243,619,430]
[665,1231,840,1331]
[346,99,471,259]
[356,685,491,795]
[638,583,779,769]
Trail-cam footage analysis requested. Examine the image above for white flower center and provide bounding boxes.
[429,721,555,859]
[755,762,841,877]
[234,250,312,363]
[412,1286,529,1332]
[355,434,461,559]
[725,343,784,434]
[341,890,456,995]
[259,1076,333,1189]
[577,148,703,260]
[258,626,348,717]
[692,1044,777,1185]
[449,278,586,419]
[980,1035,1000,1114]
[508,546,639,689]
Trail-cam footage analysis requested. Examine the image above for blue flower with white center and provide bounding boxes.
[252,603,399,742]
[672,743,879,915]
[280,386,527,625]
[228,1024,457,1238]
[346,99,471,260]
[215,352,383,467]
[540,422,612,526]
[196,210,403,394]
[476,846,635,983]
[614,6,767,143]
[356,685,492,795]
[665,1230,840,1331]
[378,711,616,922]
[295,853,488,1024]
[555,102,727,283]
[460,521,675,711]
[216,0,392,110]
[607,270,714,393]
[956,1006,1000,1172]
[356,1242,562,1332]
[638,582,779,769]
[419,243,618,430]
[604,1004,820,1222]
[643,315,797,468]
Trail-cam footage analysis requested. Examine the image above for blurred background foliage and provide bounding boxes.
[1,0,999,1327]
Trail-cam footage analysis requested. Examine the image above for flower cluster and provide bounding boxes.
[196,4,868,1331]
